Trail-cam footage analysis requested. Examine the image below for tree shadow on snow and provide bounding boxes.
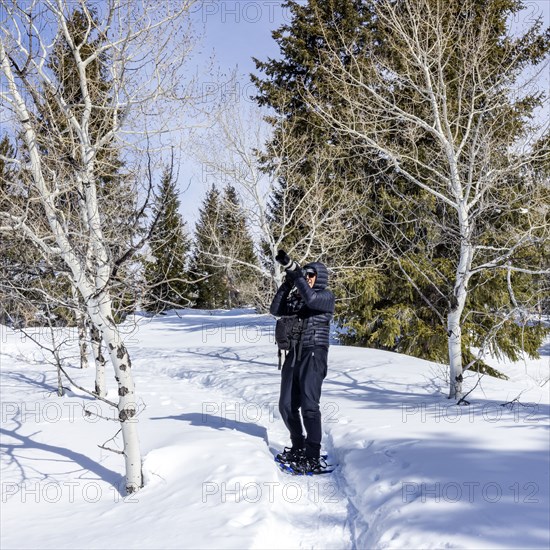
[0,422,125,496]
[152,412,269,445]
[180,348,277,369]
[538,338,550,357]
[1,370,60,395]
[324,369,440,410]
[323,368,550,429]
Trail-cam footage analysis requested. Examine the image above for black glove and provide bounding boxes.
[285,267,303,283]
[275,250,299,272]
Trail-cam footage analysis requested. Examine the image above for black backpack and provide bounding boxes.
[275,316,303,369]
[275,316,299,351]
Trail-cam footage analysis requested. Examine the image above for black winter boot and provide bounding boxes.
[276,446,305,464]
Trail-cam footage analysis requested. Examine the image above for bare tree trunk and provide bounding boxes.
[87,294,141,493]
[0,41,142,495]
[447,202,474,400]
[77,314,89,369]
[447,307,464,400]
[72,287,89,369]
[90,322,107,398]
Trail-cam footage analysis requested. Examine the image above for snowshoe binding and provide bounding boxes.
[276,452,335,475]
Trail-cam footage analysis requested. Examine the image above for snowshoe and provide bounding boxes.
[277,454,335,476]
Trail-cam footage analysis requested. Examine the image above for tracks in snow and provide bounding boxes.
[158,352,357,550]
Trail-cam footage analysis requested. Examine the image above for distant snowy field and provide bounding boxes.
[1,309,548,549]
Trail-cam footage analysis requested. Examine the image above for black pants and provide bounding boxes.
[279,345,328,459]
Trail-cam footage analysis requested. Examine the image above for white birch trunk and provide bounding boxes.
[77,312,89,369]
[1,1,203,494]
[447,202,473,400]
[447,307,464,400]
[56,359,65,397]
[72,286,89,369]
[87,295,142,493]
[90,323,107,398]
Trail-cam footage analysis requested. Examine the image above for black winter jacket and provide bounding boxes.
[270,261,335,349]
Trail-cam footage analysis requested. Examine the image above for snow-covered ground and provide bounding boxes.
[1,309,548,549]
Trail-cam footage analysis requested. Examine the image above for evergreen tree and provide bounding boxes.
[253,0,371,267]
[0,135,27,324]
[253,0,398,350]
[220,185,259,308]
[144,166,192,313]
[191,185,259,309]
[191,185,227,309]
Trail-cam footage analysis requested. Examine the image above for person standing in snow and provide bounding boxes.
[270,250,335,474]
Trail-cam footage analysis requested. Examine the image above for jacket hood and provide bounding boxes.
[303,261,329,290]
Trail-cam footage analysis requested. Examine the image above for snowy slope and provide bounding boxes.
[1,309,548,549]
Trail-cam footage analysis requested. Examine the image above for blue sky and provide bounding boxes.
[179,1,291,225]
[190,0,289,70]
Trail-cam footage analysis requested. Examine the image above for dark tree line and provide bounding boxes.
[143,179,258,313]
